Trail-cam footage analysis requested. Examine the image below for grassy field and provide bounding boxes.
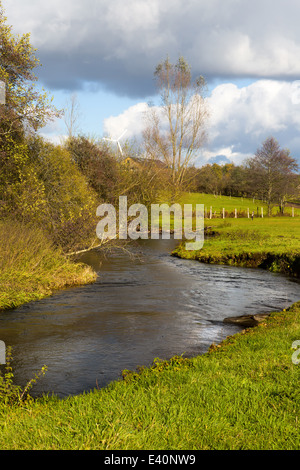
[0,220,97,311]
[173,216,300,277]
[181,192,300,218]
[172,192,300,278]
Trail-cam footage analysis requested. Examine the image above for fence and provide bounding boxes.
[204,206,298,219]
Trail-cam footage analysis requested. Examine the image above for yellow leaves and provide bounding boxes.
[0,3,58,133]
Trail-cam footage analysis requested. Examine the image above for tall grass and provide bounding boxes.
[0,220,97,310]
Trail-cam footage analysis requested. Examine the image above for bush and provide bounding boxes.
[0,219,97,310]
[0,135,99,252]
[66,136,119,203]
[27,136,99,251]
[0,137,48,224]
[0,346,47,405]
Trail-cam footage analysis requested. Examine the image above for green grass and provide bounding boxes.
[173,217,300,277]
[181,192,300,217]
[0,220,97,311]
[0,302,300,449]
[172,193,300,277]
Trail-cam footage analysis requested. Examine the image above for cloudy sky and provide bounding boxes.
[3,0,300,165]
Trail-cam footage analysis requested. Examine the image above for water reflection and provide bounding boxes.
[0,239,299,397]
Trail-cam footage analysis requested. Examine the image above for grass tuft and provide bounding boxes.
[0,219,97,311]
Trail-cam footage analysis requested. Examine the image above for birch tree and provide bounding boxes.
[63,93,81,138]
[143,56,209,189]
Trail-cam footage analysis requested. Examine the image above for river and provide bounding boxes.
[0,238,299,397]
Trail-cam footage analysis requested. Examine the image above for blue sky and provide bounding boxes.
[3,0,300,166]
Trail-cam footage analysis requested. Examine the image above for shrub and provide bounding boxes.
[27,136,99,251]
[0,346,47,405]
[66,136,119,203]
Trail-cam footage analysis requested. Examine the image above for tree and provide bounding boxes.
[0,3,59,141]
[143,56,209,191]
[225,164,249,197]
[63,93,82,138]
[27,135,99,252]
[0,137,48,223]
[196,164,221,195]
[66,135,119,203]
[0,2,61,229]
[246,137,299,215]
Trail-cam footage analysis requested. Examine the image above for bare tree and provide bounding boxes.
[143,56,209,191]
[63,93,81,138]
[246,137,299,215]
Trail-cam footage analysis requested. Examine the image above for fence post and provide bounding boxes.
[235,208,237,218]
[210,207,212,219]
[247,208,250,218]
[261,207,263,218]
[292,207,295,217]
[222,208,225,219]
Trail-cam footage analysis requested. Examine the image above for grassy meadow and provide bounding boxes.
[181,192,300,218]
[174,217,300,277]
[173,193,300,278]
[0,220,97,311]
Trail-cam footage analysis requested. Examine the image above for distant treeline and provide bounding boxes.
[186,142,300,216]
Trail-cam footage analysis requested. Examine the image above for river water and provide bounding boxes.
[0,239,299,397]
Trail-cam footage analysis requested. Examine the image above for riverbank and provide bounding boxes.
[0,220,97,311]
[172,217,300,278]
[0,300,300,449]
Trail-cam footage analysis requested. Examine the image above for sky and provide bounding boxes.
[3,0,300,166]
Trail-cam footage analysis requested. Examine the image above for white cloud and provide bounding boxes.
[204,80,300,164]
[102,80,300,165]
[202,147,250,166]
[207,80,300,136]
[4,0,300,95]
[103,102,149,139]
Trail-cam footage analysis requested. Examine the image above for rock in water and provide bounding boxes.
[223,313,270,327]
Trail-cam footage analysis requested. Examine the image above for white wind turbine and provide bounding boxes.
[103,129,127,156]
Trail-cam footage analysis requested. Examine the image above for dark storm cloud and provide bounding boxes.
[4,0,300,97]
[38,50,155,97]
[4,0,300,166]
